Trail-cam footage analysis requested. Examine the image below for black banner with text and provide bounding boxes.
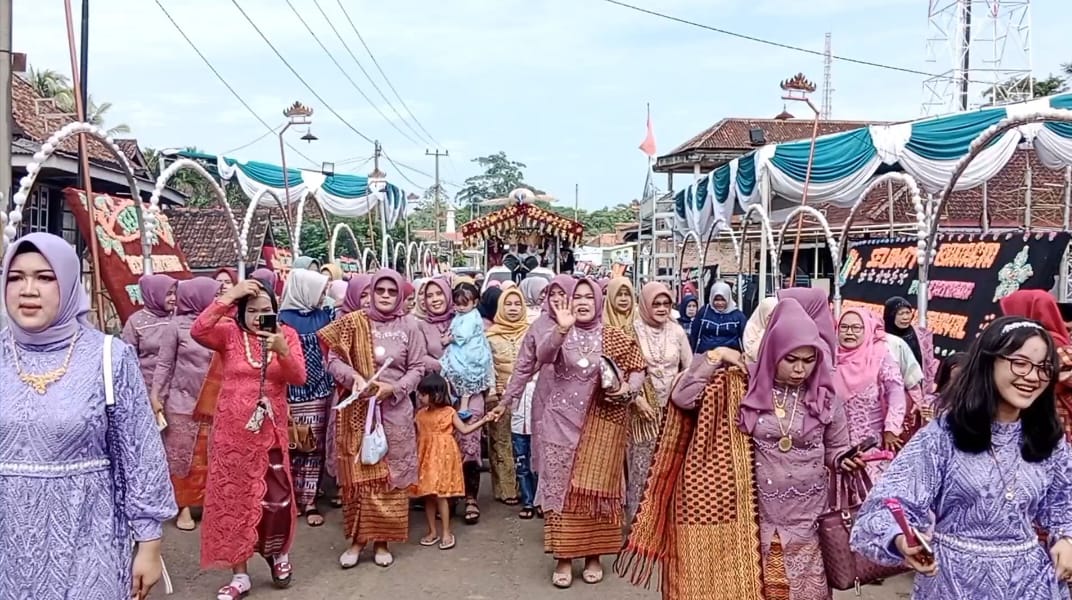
[839,232,1070,355]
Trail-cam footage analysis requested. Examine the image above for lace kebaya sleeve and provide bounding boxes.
[670,358,718,411]
[150,322,179,403]
[822,400,852,467]
[190,300,235,352]
[326,350,357,390]
[880,354,907,436]
[1038,438,1072,539]
[110,339,178,541]
[850,421,946,565]
[388,320,428,405]
[535,328,566,366]
[274,325,307,386]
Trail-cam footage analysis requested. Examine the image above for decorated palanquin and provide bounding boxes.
[63,188,193,324]
[460,188,583,268]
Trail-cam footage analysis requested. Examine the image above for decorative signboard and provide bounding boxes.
[839,232,1070,355]
[63,188,193,324]
[259,244,292,295]
[337,256,361,274]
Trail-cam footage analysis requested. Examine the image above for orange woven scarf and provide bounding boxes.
[562,326,646,524]
[318,310,388,496]
[616,368,764,600]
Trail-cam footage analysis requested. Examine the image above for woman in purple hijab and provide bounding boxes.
[121,272,178,393]
[0,232,176,599]
[151,276,221,531]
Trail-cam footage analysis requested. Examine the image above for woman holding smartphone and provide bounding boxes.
[191,278,307,599]
[852,316,1072,599]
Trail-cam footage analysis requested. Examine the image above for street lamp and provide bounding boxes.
[279,101,314,225]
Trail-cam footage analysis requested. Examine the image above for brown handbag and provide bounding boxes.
[817,469,907,593]
[288,420,317,453]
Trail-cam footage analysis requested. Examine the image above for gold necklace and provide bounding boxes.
[772,385,800,453]
[12,330,83,394]
[241,332,274,369]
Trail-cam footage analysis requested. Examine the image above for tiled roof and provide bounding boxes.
[586,232,622,247]
[166,207,270,269]
[11,73,123,167]
[665,118,881,157]
[113,138,150,176]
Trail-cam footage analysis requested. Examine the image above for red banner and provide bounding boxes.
[63,188,193,324]
[259,244,292,295]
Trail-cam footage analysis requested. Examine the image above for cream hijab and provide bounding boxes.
[742,296,778,364]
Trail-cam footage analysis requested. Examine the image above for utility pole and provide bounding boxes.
[368,140,384,252]
[574,183,579,221]
[0,0,12,225]
[426,149,448,245]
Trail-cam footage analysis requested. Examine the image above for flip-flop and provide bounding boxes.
[439,534,456,550]
[305,509,324,527]
[518,507,536,520]
[419,535,441,547]
[503,497,520,506]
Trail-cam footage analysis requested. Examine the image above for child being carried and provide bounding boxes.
[440,282,493,420]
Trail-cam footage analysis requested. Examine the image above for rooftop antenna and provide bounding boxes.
[821,32,833,119]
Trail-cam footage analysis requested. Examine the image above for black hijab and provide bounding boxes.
[478,287,503,322]
[883,296,922,363]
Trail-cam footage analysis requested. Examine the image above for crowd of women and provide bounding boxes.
[4,230,1072,599]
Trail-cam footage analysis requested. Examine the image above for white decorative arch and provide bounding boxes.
[239,188,292,269]
[698,219,743,307]
[290,191,335,255]
[150,158,242,274]
[676,228,704,299]
[1,122,151,273]
[775,206,843,318]
[736,204,780,301]
[361,247,379,272]
[921,109,1072,322]
[328,222,362,267]
[406,241,421,280]
[392,241,406,273]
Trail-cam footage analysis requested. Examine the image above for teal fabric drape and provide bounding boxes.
[321,174,370,198]
[237,160,303,188]
[905,107,1008,160]
[713,164,731,204]
[736,154,756,198]
[1047,94,1072,138]
[694,176,709,212]
[674,189,686,219]
[768,128,877,183]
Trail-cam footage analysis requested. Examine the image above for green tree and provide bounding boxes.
[982,73,1068,103]
[454,152,532,210]
[27,64,131,135]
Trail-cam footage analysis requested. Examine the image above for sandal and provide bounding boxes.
[503,497,520,506]
[374,550,394,567]
[329,496,344,508]
[536,507,544,519]
[518,507,536,520]
[552,570,573,589]
[305,509,324,527]
[439,534,456,550]
[582,562,604,584]
[338,548,361,569]
[216,585,248,600]
[463,499,480,525]
[264,556,293,589]
[419,534,441,547]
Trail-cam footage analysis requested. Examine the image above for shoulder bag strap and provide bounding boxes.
[103,334,115,406]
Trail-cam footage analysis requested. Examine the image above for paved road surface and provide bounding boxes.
[162,479,913,599]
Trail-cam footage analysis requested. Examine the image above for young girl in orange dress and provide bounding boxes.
[412,373,497,550]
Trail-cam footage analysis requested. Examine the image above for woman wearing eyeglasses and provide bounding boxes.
[834,308,906,479]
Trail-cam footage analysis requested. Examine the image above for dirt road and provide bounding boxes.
[162,483,913,599]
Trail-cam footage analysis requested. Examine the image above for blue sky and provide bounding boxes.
[13,0,1070,211]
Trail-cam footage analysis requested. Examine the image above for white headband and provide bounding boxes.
[1000,321,1043,335]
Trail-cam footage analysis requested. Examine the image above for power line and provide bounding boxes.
[334,0,442,147]
[222,123,282,155]
[381,151,427,189]
[312,0,431,146]
[284,0,422,146]
[602,0,1007,83]
[229,0,376,145]
[382,150,461,189]
[153,0,317,165]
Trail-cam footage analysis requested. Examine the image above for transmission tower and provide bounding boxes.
[922,0,1032,116]
[821,32,833,119]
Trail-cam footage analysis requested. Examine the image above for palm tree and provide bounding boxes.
[26,64,131,136]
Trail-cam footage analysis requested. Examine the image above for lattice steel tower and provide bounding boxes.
[921,0,1032,115]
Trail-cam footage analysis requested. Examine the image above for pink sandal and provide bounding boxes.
[271,559,293,589]
[216,585,247,600]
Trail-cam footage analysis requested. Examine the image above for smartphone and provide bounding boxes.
[258,313,278,332]
[838,436,878,463]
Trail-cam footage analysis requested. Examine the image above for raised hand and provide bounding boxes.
[551,296,575,331]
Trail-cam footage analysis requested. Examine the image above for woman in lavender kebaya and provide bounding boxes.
[852,316,1072,599]
[122,272,178,392]
[0,233,176,599]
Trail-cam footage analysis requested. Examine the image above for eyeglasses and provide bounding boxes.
[1001,356,1054,380]
[839,324,864,334]
[374,285,399,297]
[652,300,673,308]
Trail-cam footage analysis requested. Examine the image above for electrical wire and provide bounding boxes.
[222,123,283,155]
[229,0,376,145]
[382,150,461,189]
[602,0,1007,84]
[334,0,443,148]
[381,151,428,189]
[284,0,422,146]
[154,0,317,165]
[312,0,431,146]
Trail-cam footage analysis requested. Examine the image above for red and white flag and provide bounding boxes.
[638,104,657,157]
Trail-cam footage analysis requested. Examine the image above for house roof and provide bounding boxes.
[656,117,882,174]
[166,206,271,269]
[11,74,121,167]
[113,138,151,177]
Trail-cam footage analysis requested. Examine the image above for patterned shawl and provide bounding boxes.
[564,325,646,523]
[616,367,764,600]
[317,310,388,494]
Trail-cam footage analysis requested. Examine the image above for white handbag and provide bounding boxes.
[359,399,388,466]
[104,336,174,595]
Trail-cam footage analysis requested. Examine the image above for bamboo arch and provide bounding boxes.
[736,204,781,302]
[239,188,293,263]
[1,122,151,273]
[149,158,243,274]
[921,108,1072,321]
[774,206,842,318]
[328,222,363,268]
